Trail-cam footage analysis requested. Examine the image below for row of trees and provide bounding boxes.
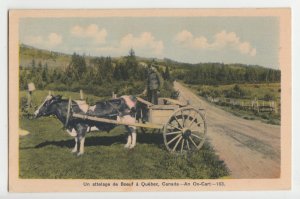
[19,45,280,98]
[172,63,280,85]
[19,49,173,98]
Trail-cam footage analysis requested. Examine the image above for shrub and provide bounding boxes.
[160,81,179,99]
[224,84,246,98]
[263,93,275,101]
[45,83,69,91]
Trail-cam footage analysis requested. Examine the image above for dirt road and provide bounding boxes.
[174,82,280,178]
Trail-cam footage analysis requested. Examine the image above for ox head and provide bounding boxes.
[34,95,62,118]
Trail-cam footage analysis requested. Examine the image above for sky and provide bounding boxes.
[20,17,279,69]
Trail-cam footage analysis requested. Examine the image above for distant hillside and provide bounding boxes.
[19,44,280,89]
[173,62,280,85]
[20,44,72,69]
[162,59,280,85]
[19,45,178,100]
[20,44,162,69]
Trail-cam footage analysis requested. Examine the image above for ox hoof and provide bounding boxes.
[77,152,84,156]
[129,145,136,149]
[124,144,130,148]
[71,149,77,153]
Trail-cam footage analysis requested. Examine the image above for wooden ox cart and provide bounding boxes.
[71,97,207,153]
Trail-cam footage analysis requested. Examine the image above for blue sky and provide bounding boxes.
[20,17,279,69]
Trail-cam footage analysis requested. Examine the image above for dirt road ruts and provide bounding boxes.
[174,81,280,178]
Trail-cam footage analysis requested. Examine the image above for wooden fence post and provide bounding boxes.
[27,82,36,108]
[112,91,117,99]
[80,90,84,100]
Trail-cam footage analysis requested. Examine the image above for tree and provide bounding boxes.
[125,49,138,80]
[30,59,36,75]
[163,65,170,80]
[113,63,122,80]
[129,48,135,57]
[103,57,113,82]
[38,61,42,72]
[91,57,105,84]
[68,53,87,81]
[41,65,48,82]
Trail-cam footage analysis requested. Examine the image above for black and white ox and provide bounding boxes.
[34,94,138,156]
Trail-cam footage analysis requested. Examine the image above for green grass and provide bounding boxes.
[19,116,229,179]
[19,90,229,179]
[20,44,72,69]
[187,83,281,125]
[216,105,281,125]
[189,83,281,103]
[20,90,104,107]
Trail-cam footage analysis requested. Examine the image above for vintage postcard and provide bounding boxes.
[8,9,291,192]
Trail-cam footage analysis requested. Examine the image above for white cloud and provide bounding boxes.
[23,32,62,47]
[47,33,62,46]
[175,30,208,48]
[174,30,256,56]
[69,27,163,57]
[174,30,193,43]
[213,31,240,48]
[120,32,164,56]
[250,48,257,57]
[70,24,107,44]
[94,32,164,57]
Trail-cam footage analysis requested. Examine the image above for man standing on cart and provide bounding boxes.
[146,61,161,104]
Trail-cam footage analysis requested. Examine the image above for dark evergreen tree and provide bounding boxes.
[69,53,87,80]
[125,49,138,80]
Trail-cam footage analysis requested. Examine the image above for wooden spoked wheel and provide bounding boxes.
[163,107,207,153]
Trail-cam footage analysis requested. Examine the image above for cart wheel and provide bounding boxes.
[163,107,207,153]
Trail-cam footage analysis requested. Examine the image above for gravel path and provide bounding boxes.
[174,82,280,178]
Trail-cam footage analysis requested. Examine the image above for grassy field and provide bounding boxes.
[19,90,229,179]
[189,83,280,101]
[20,90,104,107]
[187,83,281,125]
[20,44,71,69]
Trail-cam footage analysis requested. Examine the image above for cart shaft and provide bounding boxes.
[73,113,162,129]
